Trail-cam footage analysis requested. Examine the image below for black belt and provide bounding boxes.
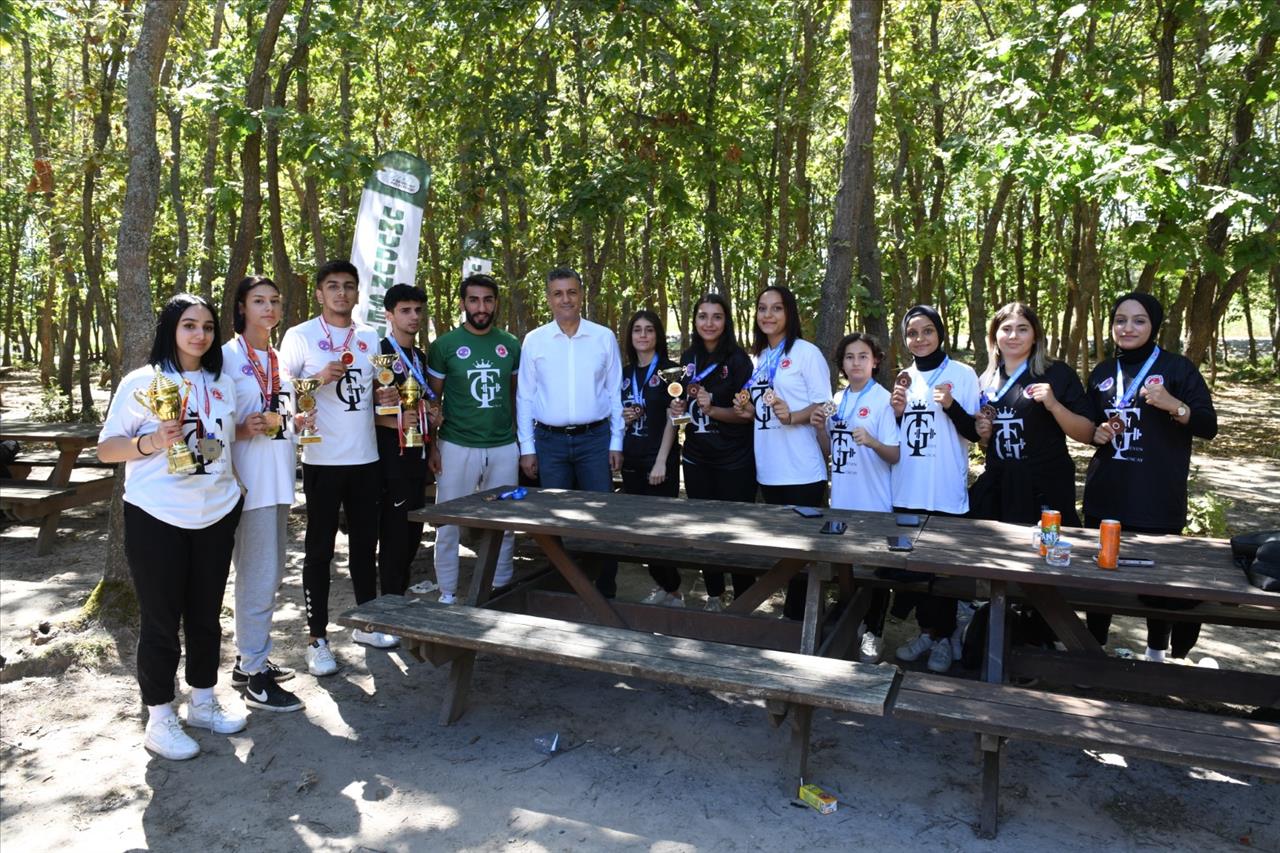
[535,418,608,435]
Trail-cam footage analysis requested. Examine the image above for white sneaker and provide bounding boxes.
[896,633,934,662]
[408,579,439,594]
[950,624,965,659]
[859,631,882,663]
[926,640,954,673]
[306,638,338,677]
[661,593,686,608]
[1197,657,1219,669]
[438,592,456,605]
[704,596,725,613]
[352,629,400,649]
[641,587,668,605]
[184,698,248,734]
[144,715,199,760]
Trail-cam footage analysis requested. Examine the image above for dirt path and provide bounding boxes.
[2,367,1278,851]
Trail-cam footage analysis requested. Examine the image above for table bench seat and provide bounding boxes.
[0,481,79,520]
[340,595,899,788]
[893,671,1280,835]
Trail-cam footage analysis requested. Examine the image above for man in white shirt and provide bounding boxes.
[517,267,624,596]
[279,260,399,677]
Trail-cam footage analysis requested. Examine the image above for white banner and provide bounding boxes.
[351,151,432,337]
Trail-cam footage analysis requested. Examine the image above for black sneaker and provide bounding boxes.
[231,657,297,686]
[244,673,304,713]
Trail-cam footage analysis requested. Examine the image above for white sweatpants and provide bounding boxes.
[231,504,291,675]
[433,440,519,594]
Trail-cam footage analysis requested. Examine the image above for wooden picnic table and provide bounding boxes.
[0,419,113,555]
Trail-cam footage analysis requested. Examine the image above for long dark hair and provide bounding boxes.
[751,285,802,355]
[624,309,668,366]
[149,293,223,377]
[687,292,741,362]
[232,275,279,334]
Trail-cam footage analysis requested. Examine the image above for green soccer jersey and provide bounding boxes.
[427,326,521,448]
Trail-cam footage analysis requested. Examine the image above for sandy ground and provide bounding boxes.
[2,366,1278,852]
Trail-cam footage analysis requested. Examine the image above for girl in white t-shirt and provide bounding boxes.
[810,333,900,662]
[884,305,980,674]
[222,276,306,713]
[98,294,245,761]
[732,285,830,620]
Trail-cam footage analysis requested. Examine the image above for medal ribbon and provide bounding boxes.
[318,316,355,355]
[923,355,951,389]
[980,361,1028,408]
[1114,346,1161,409]
[687,359,719,386]
[744,342,785,390]
[630,358,658,404]
[239,335,279,411]
[387,336,436,400]
[835,381,874,424]
[179,371,214,447]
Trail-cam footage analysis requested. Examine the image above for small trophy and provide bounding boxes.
[291,377,323,445]
[400,375,425,448]
[132,370,199,475]
[659,366,687,398]
[370,354,401,415]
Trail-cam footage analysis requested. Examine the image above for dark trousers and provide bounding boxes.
[1083,516,1202,656]
[125,498,243,706]
[535,422,618,597]
[682,460,757,597]
[622,466,681,591]
[863,506,959,637]
[760,481,827,620]
[302,461,382,637]
[378,475,426,598]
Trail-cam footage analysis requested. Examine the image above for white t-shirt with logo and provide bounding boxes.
[890,357,980,513]
[279,316,379,466]
[100,365,242,528]
[749,338,830,486]
[826,381,897,512]
[222,339,297,511]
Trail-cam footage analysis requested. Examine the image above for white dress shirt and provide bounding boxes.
[517,316,624,454]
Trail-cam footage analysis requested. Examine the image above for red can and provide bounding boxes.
[1038,509,1061,557]
[1098,519,1121,570]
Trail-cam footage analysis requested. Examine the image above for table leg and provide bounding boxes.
[439,653,476,726]
[978,580,1008,838]
[438,529,505,726]
[1018,583,1106,656]
[34,442,82,556]
[532,534,627,629]
[465,529,504,607]
[724,558,808,615]
[787,704,813,794]
[799,569,824,655]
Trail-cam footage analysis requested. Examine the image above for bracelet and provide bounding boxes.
[136,434,155,457]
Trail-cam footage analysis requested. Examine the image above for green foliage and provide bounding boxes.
[1183,470,1232,537]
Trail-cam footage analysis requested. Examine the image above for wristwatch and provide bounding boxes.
[1174,404,1188,418]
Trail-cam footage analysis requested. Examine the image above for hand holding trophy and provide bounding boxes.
[132,370,200,474]
[370,354,401,416]
[660,366,692,426]
[291,377,324,445]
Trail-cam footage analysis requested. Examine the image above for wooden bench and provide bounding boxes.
[340,595,900,789]
[892,671,1280,836]
[0,474,115,546]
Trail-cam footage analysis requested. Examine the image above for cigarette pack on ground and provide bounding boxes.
[798,783,837,814]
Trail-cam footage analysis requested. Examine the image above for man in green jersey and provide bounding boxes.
[426,274,521,603]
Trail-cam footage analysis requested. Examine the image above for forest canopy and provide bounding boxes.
[1,0,1277,420]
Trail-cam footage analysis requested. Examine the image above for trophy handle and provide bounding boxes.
[132,389,156,415]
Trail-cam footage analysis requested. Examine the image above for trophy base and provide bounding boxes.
[671,414,692,426]
[376,405,402,416]
[167,446,199,475]
[299,435,323,445]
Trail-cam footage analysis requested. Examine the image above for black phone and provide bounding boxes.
[886,534,914,552]
[895,514,921,527]
[820,520,847,535]
[793,506,824,518]
[1116,557,1155,567]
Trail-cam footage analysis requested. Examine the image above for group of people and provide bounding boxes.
[99,259,1216,762]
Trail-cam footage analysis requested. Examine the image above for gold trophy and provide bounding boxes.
[660,366,693,426]
[132,370,199,474]
[370,354,401,415]
[291,377,323,445]
[400,374,425,448]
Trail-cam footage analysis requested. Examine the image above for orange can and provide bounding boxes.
[1098,519,1121,569]
[1038,508,1061,556]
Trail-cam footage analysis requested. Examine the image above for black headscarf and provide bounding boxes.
[1109,291,1164,365]
[902,304,947,370]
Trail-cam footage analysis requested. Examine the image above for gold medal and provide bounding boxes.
[340,350,355,366]
[821,401,837,418]
[734,389,751,409]
[262,411,283,437]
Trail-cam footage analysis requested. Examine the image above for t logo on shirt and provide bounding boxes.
[903,403,936,457]
[468,360,501,408]
[992,409,1026,461]
[750,384,775,431]
[830,427,856,474]
[1107,407,1143,462]
[336,367,365,412]
[691,401,714,434]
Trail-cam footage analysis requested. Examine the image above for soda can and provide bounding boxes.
[1098,519,1121,570]
[1038,508,1061,557]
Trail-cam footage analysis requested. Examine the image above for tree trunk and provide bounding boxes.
[97,0,180,625]
[221,0,289,330]
[966,172,1015,364]
[196,0,227,300]
[704,44,725,294]
[816,0,881,380]
[265,0,312,319]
